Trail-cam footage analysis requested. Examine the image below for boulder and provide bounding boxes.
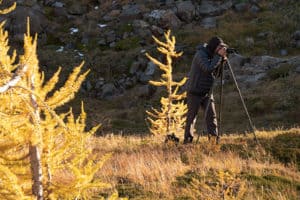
[280,49,288,56]
[135,84,156,98]
[52,1,64,8]
[175,0,195,22]
[228,54,248,68]
[245,37,255,47]
[250,5,261,13]
[130,61,140,74]
[250,56,285,68]
[200,17,217,29]
[145,61,156,76]
[150,25,164,36]
[67,2,87,15]
[292,30,300,40]
[105,31,116,43]
[132,20,150,28]
[147,9,182,29]
[137,72,152,84]
[53,7,68,19]
[101,83,117,99]
[95,78,105,90]
[120,4,144,21]
[103,9,121,21]
[233,2,251,12]
[160,9,182,29]
[6,6,49,42]
[197,0,232,16]
[124,77,137,89]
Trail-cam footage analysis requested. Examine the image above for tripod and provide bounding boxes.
[196,59,258,144]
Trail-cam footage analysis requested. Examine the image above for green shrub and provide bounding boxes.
[115,37,140,51]
[267,64,294,80]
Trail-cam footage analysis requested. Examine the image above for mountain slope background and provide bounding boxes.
[1,0,299,135]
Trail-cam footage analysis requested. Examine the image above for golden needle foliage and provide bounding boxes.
[0,5,111,200]
[146,30,187,136]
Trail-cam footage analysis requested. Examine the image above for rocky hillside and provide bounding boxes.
[1,0,299,134]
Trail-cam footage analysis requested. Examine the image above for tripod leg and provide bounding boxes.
[218,66,224,137]
[225,60,258,142]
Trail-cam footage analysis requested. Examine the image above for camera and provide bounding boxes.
[226,48,238,54]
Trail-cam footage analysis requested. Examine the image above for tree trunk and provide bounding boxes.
[29,73,43,199]
[29,145,43,199]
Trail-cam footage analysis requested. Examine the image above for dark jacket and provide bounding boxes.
[187,44,223,96]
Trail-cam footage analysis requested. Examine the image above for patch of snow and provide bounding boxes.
[56,46,64,52]
[97,24,107,28]
[70,28,79,35]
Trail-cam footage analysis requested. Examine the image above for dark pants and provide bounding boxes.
[184,93,218,141]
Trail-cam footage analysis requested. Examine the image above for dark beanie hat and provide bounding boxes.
[206,36,226,56]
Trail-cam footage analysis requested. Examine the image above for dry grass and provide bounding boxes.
[89,128,300,199]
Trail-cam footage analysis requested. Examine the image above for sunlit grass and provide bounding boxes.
[90,128,300,199]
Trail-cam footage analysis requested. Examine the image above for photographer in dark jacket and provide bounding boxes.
[184,36,227,144]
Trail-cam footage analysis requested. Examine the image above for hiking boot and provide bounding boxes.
[183,136,193,144]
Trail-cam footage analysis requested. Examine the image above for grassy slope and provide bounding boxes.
[92,128,300,199]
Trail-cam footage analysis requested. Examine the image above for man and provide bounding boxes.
[184,36,227,144]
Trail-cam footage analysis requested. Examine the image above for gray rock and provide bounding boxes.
[130,62,141,74]
[136,84,156,98]
[101,83,117,99]
[245,37,255,47]
[295,66,300,73]
[148,9,166,20]
[197,0,232,16]
[85,80,93,91]
[53,7,68,19]
[120,4,144,21]
[97,38,106,45]
[138,72,152,84]
[133,20,150,28]
[43,0,55,5]
[52,1,64,8]
[151,25,164,36]
[228,54,248,68]
[297,40,300,48]
[124,79,134,89]
[292,30,300,40]
[145,61,156,76]
[250,56,285,68]
[147,9,182,29]
[160,9,182,29]
[280,49,288,56]
[200,17,217,29]
[68,3,87,15]
[244,73,267,83]
[175,0,195,22]
[7,6,49,41]
[135,28,152,39]
[95,79,104,90]
[109,42,116,48]
[234,3,250,12]
[106,31,116,43]
[257,31,273,38]
[250,5,260,13]
[103,9,121,21]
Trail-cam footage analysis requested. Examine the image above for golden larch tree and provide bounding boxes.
[0,3,116,199]
[145,30,187,138]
